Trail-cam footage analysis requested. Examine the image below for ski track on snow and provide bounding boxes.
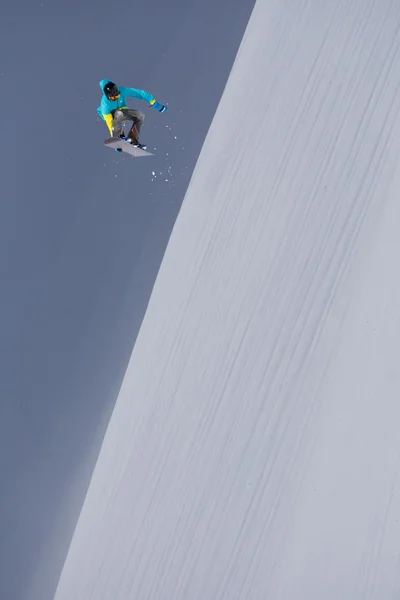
[54,1,400,599]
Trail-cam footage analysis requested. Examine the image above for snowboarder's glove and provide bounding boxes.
[150,99,167,113]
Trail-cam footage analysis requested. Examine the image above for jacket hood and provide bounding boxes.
[99,79,112,94]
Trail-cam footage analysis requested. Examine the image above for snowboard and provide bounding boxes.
[104,137,153,158]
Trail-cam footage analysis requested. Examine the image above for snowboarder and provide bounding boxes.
[97,79,167,150]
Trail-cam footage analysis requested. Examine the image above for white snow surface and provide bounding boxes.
[55,1,400,598]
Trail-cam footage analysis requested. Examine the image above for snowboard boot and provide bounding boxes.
[134,141,147,150]
[127,123,147,150]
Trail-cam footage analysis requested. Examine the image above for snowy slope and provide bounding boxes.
[54,1,400,598]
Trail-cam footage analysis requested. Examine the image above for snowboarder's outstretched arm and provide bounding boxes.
[122,87,168,112]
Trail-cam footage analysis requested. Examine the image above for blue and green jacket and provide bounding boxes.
[97,79,156,134]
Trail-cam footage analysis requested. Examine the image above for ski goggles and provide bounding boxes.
[108,93,120,101]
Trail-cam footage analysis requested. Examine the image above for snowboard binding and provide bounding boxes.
[115,124,147,151]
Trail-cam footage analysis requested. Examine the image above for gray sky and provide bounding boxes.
[0,1,255,599]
